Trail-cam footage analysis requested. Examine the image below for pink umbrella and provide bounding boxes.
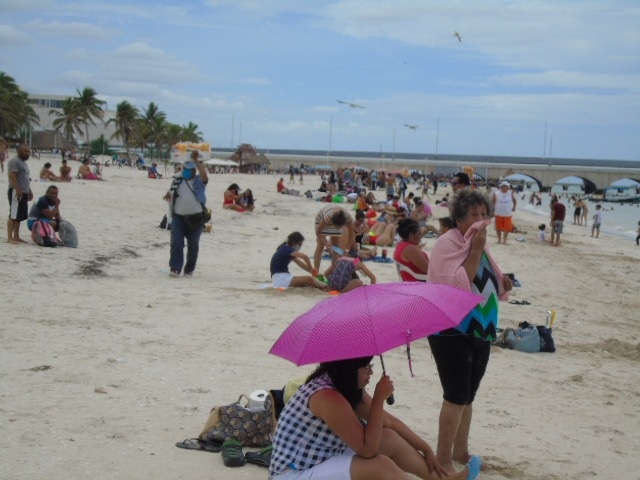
[269,282,483,368]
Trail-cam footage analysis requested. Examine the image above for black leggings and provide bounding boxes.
[428,334,491,405]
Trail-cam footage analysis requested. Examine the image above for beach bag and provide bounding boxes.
[58,220,79,248]
[31,220,59,248]
[505,326,540,353]
[199,393,276,447]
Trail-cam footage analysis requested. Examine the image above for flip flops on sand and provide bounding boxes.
[175,438,222,452]
[222,439,246,467]
[509,300,531,305]
[244,445,272,468]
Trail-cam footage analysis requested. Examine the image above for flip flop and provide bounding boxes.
[467,455,482,480]
[222,439,246,467]
[175,438,222,453]
[245,445,272,468]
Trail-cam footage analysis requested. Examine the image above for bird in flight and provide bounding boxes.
[453,31,462,43]
[404,124,419,130]
[337,100,366,109]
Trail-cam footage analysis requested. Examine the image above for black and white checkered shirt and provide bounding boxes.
[269,373,347,477]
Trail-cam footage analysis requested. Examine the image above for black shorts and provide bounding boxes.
[428,334,491,405]
[8,188,28,222]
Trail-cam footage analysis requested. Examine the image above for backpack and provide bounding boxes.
[31,220,59,248]
[58,220,79,248]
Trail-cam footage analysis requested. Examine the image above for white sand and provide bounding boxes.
[1,153,639,479]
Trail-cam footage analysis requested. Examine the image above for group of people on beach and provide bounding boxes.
[264,170,516,480]
[5,143,70,245]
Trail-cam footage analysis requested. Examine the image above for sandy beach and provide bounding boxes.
[1,153,639,480]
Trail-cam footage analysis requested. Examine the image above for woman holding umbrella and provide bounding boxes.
[269,356,479,480]
[427,189,512,475]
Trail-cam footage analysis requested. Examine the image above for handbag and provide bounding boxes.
[199,393,276,447]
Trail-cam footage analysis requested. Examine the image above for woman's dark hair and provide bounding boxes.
[355,210,366,221]
[227,183,240,192]
[448,188,493,228]
[397,218,420,240]
[331,209,348,227]
[307,356,373,408]
[243,189,254,206]
[286,231,304,246]
[44,162,52,168]
[438,216,455,230]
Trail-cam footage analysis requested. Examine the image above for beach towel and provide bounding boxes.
[427,219,508,301]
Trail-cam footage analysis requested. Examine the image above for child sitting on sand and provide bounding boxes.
[538,224,549,243]
[270,232,328,290]
[324,251,376,293]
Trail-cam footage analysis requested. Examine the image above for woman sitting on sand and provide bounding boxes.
[269,356,479,480]
[223,183,244,211]
[39,163,60,181]
[393,218,429,282]
[236,189,255,212]
[324,251,376,293]
[270,232,328,290]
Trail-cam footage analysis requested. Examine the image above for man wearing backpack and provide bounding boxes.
[7,144,33,244]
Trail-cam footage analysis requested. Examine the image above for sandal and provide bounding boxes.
[467,455,482,480]
[245,445,272,468]
[222,439,246,467]
[175,438,222,453]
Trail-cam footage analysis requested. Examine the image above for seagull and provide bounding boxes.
[453,31,462,43]
[337,100,366,109]
[404,124,419,130]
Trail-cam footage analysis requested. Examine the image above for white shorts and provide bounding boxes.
[272,449,355,480]
[272,273,293,289]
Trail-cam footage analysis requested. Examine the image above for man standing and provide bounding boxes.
[164,150,209,276]
[7,144,33,244]
[492,181,517,244]
[550,197,566,246]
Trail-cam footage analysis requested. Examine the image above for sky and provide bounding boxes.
[1,0,639,160]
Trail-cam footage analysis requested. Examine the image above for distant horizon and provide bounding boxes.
[211,146,640,168]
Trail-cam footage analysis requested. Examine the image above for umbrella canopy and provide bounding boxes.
[269,282,483,366]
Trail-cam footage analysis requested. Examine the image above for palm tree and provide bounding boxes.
[107,101,139,156]
[0,72,40,139]
[181,121,203,143]
[141,102,166,160]
[50,97,84,144]
[75,86,105,147]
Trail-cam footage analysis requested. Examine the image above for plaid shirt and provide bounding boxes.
[269,374,347,477]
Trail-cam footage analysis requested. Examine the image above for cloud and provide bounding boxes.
[0,24,34,44]
[494,71,640,93]
[100,42,198,84]
[24,19,112,40]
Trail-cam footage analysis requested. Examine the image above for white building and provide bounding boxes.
[28,93,119,147]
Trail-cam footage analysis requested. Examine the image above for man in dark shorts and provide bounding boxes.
[7,144,33,244]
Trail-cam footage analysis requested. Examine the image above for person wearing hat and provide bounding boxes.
[163,150,209,276]
[492,181,517,244]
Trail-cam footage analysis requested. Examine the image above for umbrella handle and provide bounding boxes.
[379,355,395,405]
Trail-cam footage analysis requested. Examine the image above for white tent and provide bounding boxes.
[204,158,238,166]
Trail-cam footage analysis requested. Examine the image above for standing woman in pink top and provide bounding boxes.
[426,188,512,476]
